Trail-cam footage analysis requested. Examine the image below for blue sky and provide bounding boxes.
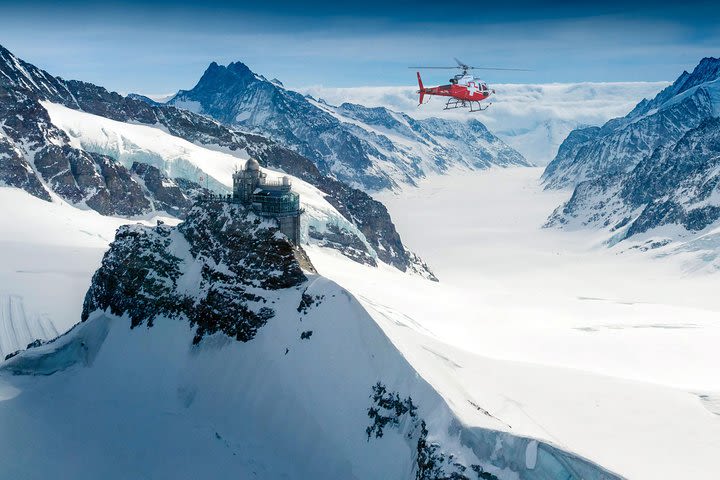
[0,0,718,95]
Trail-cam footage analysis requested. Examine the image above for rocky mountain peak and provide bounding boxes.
[543,57,720,190]
[169,59,528,191]
[226,60,256,77]
[193,60,262,91]
[636,56,720,115]
[689,57,720,82]
[671,57,720,91]
[0,44,75,105]
[82,201,308,343]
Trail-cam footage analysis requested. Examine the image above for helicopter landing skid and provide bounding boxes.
[443,98,491,112]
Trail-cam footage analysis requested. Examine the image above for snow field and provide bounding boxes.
[305,167,720,479]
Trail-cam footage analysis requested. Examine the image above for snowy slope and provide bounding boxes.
[0,188,173,359]
[304,167,720,480]
[542,59,720,257]
[0,202,620,480]
[43,101,376,256]
[299,82,668,166]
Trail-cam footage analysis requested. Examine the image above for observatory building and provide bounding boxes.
[232,158,301,244]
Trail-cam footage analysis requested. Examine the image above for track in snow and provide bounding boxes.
[0,294,59,359]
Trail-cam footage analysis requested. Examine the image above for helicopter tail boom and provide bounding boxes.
[416,71,425,105]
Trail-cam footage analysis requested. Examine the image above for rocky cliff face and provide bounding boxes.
[167,61,529,191]
[0,85,161,216]
[130,162,196,218]
[543,57,720,190]
[0,43,435,278]
[547,117,720,241]
[83,202,307,343]
[543,58,720,264]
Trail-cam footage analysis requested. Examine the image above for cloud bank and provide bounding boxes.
[298,82,668,165]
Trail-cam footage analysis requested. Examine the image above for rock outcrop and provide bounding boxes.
[82,202,307,343]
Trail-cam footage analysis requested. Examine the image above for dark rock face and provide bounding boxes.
[0,129,50,201]
[130,162,195,217]
[82,202,307,343]
[622,117,720,235]
[0,53,209,218]
[543,57,720,189]
[168,61,529,190]
[0,86,54,201]
[34,144,153,216]
[0,85,152,215]
[308,225,377,267]
[366,382,499,480]
[547,117,720,240]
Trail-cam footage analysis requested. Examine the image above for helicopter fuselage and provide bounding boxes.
[416,72,494,107]
[413,58,525,111]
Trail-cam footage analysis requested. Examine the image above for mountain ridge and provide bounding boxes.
[542,56,720,190]
[544,58,720,267]
[0,43,433,277]
[167,60,530,190]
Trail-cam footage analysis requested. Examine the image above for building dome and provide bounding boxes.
[245,158,260,171]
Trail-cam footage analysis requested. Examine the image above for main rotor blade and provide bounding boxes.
[408,66,533,71]
[454,57,469,69]
[466,67,533,71]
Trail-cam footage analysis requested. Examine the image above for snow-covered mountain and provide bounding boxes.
[166,61,529,191]
[0,78,197,217]
[0,199,622,480]
[544,58,720,267]
[542,57,720,190]
[547,116,720,263]
[0,43,431,277]
[299,82,668,166]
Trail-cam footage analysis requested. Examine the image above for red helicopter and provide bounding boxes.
[412,58,529,112]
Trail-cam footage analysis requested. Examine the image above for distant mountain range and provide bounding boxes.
[544,57,720,266]
[299,82,668,166]
[0,43,434,277]
[165,61,529,190]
